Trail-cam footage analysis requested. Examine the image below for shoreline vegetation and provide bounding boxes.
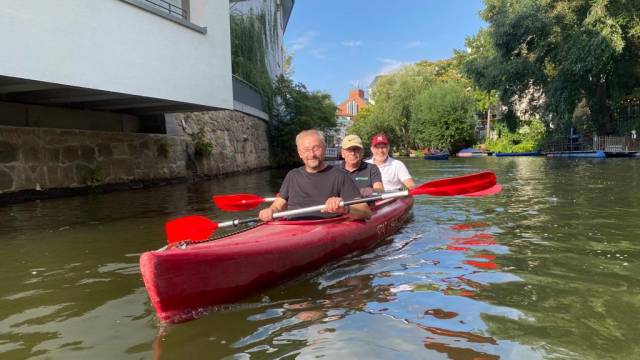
[234,1,639,160]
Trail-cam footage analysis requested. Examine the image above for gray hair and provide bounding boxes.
[295,129,326,148]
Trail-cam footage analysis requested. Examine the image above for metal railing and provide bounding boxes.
[593,135,640,152]
[544,137,594,152]
[142,0,188,20]
[325,147,340,159]
[232,75,264,112]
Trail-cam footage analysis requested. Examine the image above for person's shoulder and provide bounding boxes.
[286,166,306,177]
[388,156,405,166]
[326,164,345,175]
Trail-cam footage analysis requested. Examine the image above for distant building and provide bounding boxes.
[328,89,368,146]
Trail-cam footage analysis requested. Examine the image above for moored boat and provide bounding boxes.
[424,153,449,160]
[456,148,489,157]
[494,151,542,157]
[140,197,413,323]
[545,150,605,158]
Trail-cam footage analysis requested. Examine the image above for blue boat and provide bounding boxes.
[494,151,542,157]
[456,148,489,157]
[545,150,606,158]
[423,153,449,160]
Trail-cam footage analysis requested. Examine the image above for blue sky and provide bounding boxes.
[284,0,486,103]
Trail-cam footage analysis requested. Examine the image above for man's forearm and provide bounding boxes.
[346,203,371,220]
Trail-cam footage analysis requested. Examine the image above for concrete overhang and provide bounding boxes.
[0,75,218,116]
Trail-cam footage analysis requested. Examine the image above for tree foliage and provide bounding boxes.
[269,76,337,168]
[349,61,480,152]
[485,118,546,152]
[411,82,477,152]
[230,10,274,113]
[463,0,640,135]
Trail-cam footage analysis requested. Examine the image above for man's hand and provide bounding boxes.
[322,197,347,214]
[259,207,275,222]
[258,197,287,222]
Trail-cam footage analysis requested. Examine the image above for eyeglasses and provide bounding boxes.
[299,145,324,154]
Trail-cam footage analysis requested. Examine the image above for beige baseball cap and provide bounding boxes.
[341,134,364,149]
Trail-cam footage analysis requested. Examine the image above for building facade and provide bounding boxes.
[0,0,294,200]
[328,89,368,147]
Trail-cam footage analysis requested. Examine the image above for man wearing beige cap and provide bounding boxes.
[340,134,384,196]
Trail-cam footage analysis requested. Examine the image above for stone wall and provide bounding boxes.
[172,110,270,175]
[0,109,270,199]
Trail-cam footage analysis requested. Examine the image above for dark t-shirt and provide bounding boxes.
[341,161,382,189]
[279,165,362,219]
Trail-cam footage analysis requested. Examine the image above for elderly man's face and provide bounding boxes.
[341,146,363,167]
[297,134,326,170]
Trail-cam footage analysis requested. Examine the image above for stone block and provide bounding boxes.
[80,145,97,164]
[60,164,77,186]
[111,143,128,158]
[22,145,43,163]
[62,146,80,163]
[45,166,62,188]
[110,158,135,180]
[97,143,113,159]
[44,148,61,163]
[0,141,18,163]
[75,163,96,185]
[0,168,14,191]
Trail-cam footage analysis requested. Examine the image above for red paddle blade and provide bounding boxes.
[410,171,497,196]
[213,194,266,211]
[165,215,218,244]
[463,184,502,197]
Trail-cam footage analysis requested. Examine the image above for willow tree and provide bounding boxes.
[411,82,477,152]
[464,0,640,134]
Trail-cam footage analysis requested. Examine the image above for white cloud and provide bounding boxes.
[378,58,410,74]
[287,31,318,52]
[405,40,424,48]
[341,40,363,48]
[360,58,412,90]
[310,48,328,59]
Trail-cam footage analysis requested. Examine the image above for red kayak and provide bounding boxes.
[140,197,414,323]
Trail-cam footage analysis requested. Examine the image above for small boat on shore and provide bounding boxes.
[457,148,489,157]
[140,197,413,323]
[494,151,542,157]
[424,152,449,160]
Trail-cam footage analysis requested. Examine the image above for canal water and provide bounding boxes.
[1,157,639,359]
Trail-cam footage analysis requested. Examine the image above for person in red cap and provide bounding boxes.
[366,133,416,191]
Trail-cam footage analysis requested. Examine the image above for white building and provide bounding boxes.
[0,0,294,131]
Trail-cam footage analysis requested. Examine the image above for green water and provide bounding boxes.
[0,157,638,359]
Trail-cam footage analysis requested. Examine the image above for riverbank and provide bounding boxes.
[0,110,270,204]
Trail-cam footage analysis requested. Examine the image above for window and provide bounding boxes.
[347,101,358,115]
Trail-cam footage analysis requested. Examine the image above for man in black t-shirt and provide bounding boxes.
[340,134,384,196]
[258,130,371,221]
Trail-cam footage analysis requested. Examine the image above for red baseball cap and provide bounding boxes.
[371,133,389,147]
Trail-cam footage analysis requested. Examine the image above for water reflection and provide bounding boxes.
[1,158,640,358]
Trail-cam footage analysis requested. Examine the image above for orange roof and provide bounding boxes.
[336,89,368,117]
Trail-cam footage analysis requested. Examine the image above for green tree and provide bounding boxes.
[411,82,477,152]
[349,106,400,152]
[269,76,337,167]
[230,10,274,113]
[366,65,436,151]
[464,0,640,135]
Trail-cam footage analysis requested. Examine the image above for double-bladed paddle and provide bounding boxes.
[165,171,501,245]
[212,193,278,211]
